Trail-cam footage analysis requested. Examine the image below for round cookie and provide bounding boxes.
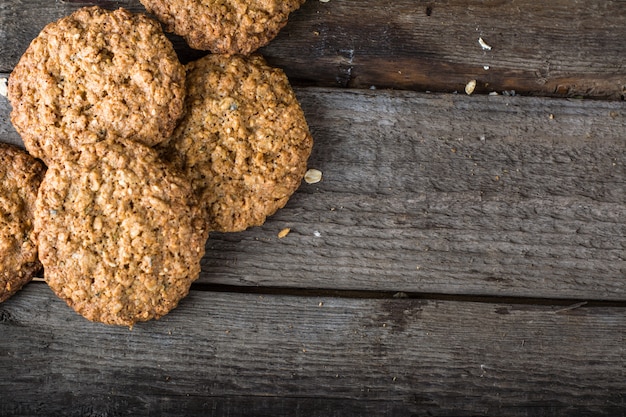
[0,143,46,303]
[8,6,185,164]
[35,138,207,326]
[139,0,306,54]
[159,54,313,232]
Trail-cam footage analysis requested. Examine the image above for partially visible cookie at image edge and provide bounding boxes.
[0,143,46,303]
[35,138,208,326]
[139,0,306,54]
[8,6,185,164]
[160,54,313,233]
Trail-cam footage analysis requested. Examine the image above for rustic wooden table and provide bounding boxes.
[1,1,625,415]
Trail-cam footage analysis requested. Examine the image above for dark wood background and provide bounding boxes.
[1,0,625,416]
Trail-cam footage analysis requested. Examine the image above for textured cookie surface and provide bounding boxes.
[8,6,185,164]
[139,0,305,54]
[35,139,207,326]
[160,54,313,232]
[0,143,46,303]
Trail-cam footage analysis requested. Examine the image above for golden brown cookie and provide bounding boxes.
[0,143,46,303]
[159,54,313,232]
[8,6,185,164]
[35,138,207,326]
[139,0,306,54]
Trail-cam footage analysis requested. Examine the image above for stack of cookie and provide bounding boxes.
[2,3,313,326]
[6,7,207,326]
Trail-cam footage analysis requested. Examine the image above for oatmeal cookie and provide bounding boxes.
[35,138,207,326]
[8,6,185,164]
[0,143,46,303]
[139,0,306,54]
[160,54,313,232]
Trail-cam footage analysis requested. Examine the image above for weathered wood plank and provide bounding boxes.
[1,86,625,300]
[1,0,625,98]
[1,283,625,416]
[265,0,626,99]
[200,89,626,300]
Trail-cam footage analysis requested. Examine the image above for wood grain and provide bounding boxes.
[1,0,625,98]
[1,86,624,300]
[200,89,626,300]
[1,283,625,416]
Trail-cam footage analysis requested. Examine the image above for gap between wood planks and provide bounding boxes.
[188,283,626,310]
[29,277,624,309]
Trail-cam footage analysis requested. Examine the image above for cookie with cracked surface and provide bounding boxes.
[0,143,46,303]
[8,6,185,164]
[139,0,306,54]
[159,54,313,232]
[35,138,208,326]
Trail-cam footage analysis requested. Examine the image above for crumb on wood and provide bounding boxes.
[278,227,291,238]
[0,78,7,97]
[478,37,492,51]
[465,80,477,95]
[304,168,322,184]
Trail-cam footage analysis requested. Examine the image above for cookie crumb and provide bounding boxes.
[278,228,291,238]
[478,37,492,50]
[304,168,323,184]
[0,78,7,97]
[465,80,477,95]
